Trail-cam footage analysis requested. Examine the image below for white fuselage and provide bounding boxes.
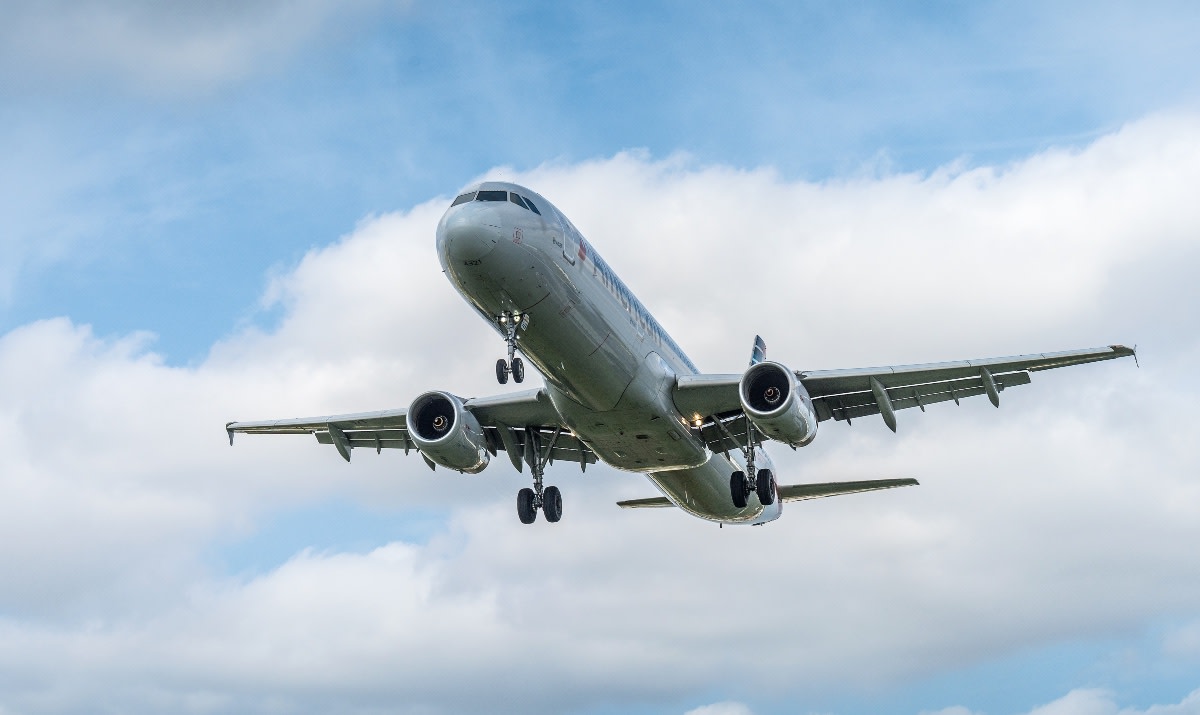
[437,181,780,525]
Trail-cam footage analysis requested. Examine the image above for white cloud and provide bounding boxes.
[1164,621,1200,660]
[1005,688,1200,715]
[0,114,1197,712]
[685,702,754,715]
[0,1,399,96]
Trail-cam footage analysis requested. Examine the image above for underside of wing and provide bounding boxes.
[226,387,596,469]
[777,478,918,501]
[801,345,1134,424]
[616,478,918,509]
[615,496,675,509]
[672,345,1135,445]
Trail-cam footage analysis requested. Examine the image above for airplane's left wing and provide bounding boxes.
[800,345,1135,429]
[674,344,1135,446]
[226,387,597,469]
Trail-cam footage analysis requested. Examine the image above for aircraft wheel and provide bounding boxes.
[756,469,776,506]
[542,485,562,522]
[517,487,537,524]
[496,358,509,385]
[512,357,525,383]
[730,471,748,509]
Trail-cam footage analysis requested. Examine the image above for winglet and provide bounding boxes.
[749,335,767,366]
[226,423,235,446]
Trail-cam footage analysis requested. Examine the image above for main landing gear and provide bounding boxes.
[516,427,563,524]
[727,420,776,509]
[495,311,527,385]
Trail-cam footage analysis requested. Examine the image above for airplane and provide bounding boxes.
[226,181,1136,526]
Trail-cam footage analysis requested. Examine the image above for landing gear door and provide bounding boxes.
[563,230,577,265]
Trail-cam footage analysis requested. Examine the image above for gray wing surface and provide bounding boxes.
[674,345,1134,447]
[616,478,919,509]
[776,478,918,501]
[226,388,597,469]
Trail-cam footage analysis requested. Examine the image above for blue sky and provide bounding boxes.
[1,2,1199,714]
[7,1,1199,362]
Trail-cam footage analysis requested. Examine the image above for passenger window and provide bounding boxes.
[450,192,476,207]
[509,193,528,209]
[521,196,542,215]
[475,190,507,202]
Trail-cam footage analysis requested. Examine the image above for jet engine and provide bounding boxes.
[407,391,490,473]
[739,361,818,448]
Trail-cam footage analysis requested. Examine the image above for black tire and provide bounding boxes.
[756,469,776,506]
[542,485,562,522]
[517,487,537,524]
[512,357,525,383]
[730,471,748,509]
[496,358,509,385]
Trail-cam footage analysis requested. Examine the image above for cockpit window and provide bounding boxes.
[450,191,476,207]
[509,193,527,208]
[475,190,508,202]
[521,195,542,215]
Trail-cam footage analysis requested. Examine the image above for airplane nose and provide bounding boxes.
[442,217,499,262]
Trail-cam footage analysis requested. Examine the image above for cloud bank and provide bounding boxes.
[0,113,1196,713]
[0,0,396,96]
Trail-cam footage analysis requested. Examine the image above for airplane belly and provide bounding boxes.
[546,350,709,472]
[646,455,780,524]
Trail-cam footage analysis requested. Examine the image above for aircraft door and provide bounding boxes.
[563,230,577,265]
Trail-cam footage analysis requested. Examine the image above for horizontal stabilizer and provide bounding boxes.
[616,478,918,509]
[778,478,918,501]
[616,496,675,509]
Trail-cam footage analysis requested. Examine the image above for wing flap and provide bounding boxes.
[800,345,1133,397]
[316,428,413,451]
[813,371,1031,422]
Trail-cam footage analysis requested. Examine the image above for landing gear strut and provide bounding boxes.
[495,311,528,384]
[726,418,775,508]
[516,426,563,524]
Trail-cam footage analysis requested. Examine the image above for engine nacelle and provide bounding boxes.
[739,361,818,448]
[407,391,490,473]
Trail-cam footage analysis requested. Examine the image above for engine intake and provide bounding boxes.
[739,361,818,448]
[408,391,490,473]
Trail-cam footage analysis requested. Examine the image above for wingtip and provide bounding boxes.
[1111,343,1139,367]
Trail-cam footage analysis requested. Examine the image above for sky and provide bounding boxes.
[0,1,1199,714]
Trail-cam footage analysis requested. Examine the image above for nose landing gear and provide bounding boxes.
[495,312,528,384]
